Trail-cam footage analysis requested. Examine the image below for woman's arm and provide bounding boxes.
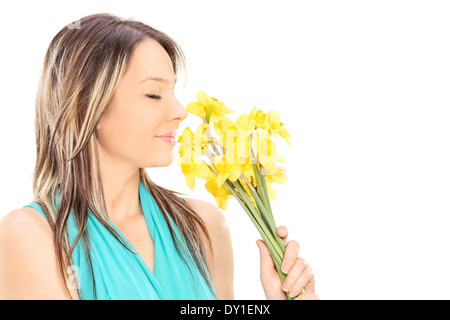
[0,208,79,299]
[183,198,235,299]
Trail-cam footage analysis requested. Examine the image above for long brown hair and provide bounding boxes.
[31,13,216,299]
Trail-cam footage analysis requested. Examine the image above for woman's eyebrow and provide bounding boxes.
[139,76,177,85]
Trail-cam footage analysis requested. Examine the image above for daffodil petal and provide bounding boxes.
[216,196,228,210]
[216,172,229,188]
[229,164,242,181]
[270,174,287,183]
[277,156,286,163]
[197,90,213,106]
[195,162,212,179]
[279,127,291,146]
[267,188,277,201]
[268,110,281,129]
[186,101,205,118]
[182,166,195,190]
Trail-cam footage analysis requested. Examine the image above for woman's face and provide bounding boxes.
[96,39,187,168]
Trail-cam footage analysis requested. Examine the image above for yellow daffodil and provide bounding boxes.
[179,160,214,190]
[212,117,234,149]
[213,120,239,162]
[267,110,291,146]
[179,90,305,298]
[178,127,194,144]
[214,154,242,188]
[180,163,196,190]
[205,179,233,210]
[238,177,260,207]
[241,162,257,187]
[198,161,217,180]
[265,179,277,201]
[263,165,287,184]
[235,114,256,131]
[254,130,286,169]
[186,90,233,123]
[194,122,211,149]
[211,118,256,186]
[249,106,270,129]
[211,116,255,165]
[177,127,195,159]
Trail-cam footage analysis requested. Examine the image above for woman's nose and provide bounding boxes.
[170,97,188,122]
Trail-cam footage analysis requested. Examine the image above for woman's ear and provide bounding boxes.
[93,120,103,145]
[96,117,103,131]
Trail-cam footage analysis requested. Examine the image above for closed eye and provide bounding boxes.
[146,94,162,100]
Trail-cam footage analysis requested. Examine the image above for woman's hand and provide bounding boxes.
[256,226,319,300]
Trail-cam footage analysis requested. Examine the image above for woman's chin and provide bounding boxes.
[143,155,175,168]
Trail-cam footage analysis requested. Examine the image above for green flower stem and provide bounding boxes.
[239,174,272,228]
[233,180,300,301]
[240,177,280,249]
[251,165,286,252]
[249,145,285,251]
[244,173,296,299]
[225,179,281,265]
[257,167,275,229]
[253,164,270,214]
[232,180,284,261]
[204,126,221,157]
[225,182,293,300]
[257,171,307,298]
[205,143,303,299]
[256,165,274,219]
[205,109,213,123]
[224,181,294,300]
[208,140,221,156]
[253,184,275,242]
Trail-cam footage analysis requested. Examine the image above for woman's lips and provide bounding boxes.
[155,130,178,145]
[155,135,177,145]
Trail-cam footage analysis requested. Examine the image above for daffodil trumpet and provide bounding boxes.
[178,90,305,299]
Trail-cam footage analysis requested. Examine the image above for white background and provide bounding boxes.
[0,0,449,300]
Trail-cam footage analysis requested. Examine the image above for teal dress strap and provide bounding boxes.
[23,181,217,300]
[24,203,47,220]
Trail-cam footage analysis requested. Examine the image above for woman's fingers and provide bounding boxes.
[288,264,315,297]
[276,225,288,244]
[280,240,299,274]
[281,257,307,293]
[274,225,319,300]
[279,238,317,299]
[256,239,277,284]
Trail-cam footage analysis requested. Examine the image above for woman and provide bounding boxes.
[0,13,318,300]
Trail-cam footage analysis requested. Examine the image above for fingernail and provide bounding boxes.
[282,281,292,292]
[281,263,289,274]
[289,289,299,298]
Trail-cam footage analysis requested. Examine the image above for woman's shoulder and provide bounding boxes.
[0,208,62,298]
[0,207,53,244]
[0,207,54,266]
[182,197,229,233]
[0,207,80,299]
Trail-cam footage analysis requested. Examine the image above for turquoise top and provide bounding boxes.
[23,180,217,300]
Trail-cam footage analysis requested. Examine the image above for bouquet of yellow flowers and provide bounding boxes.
[177,90,305,299]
